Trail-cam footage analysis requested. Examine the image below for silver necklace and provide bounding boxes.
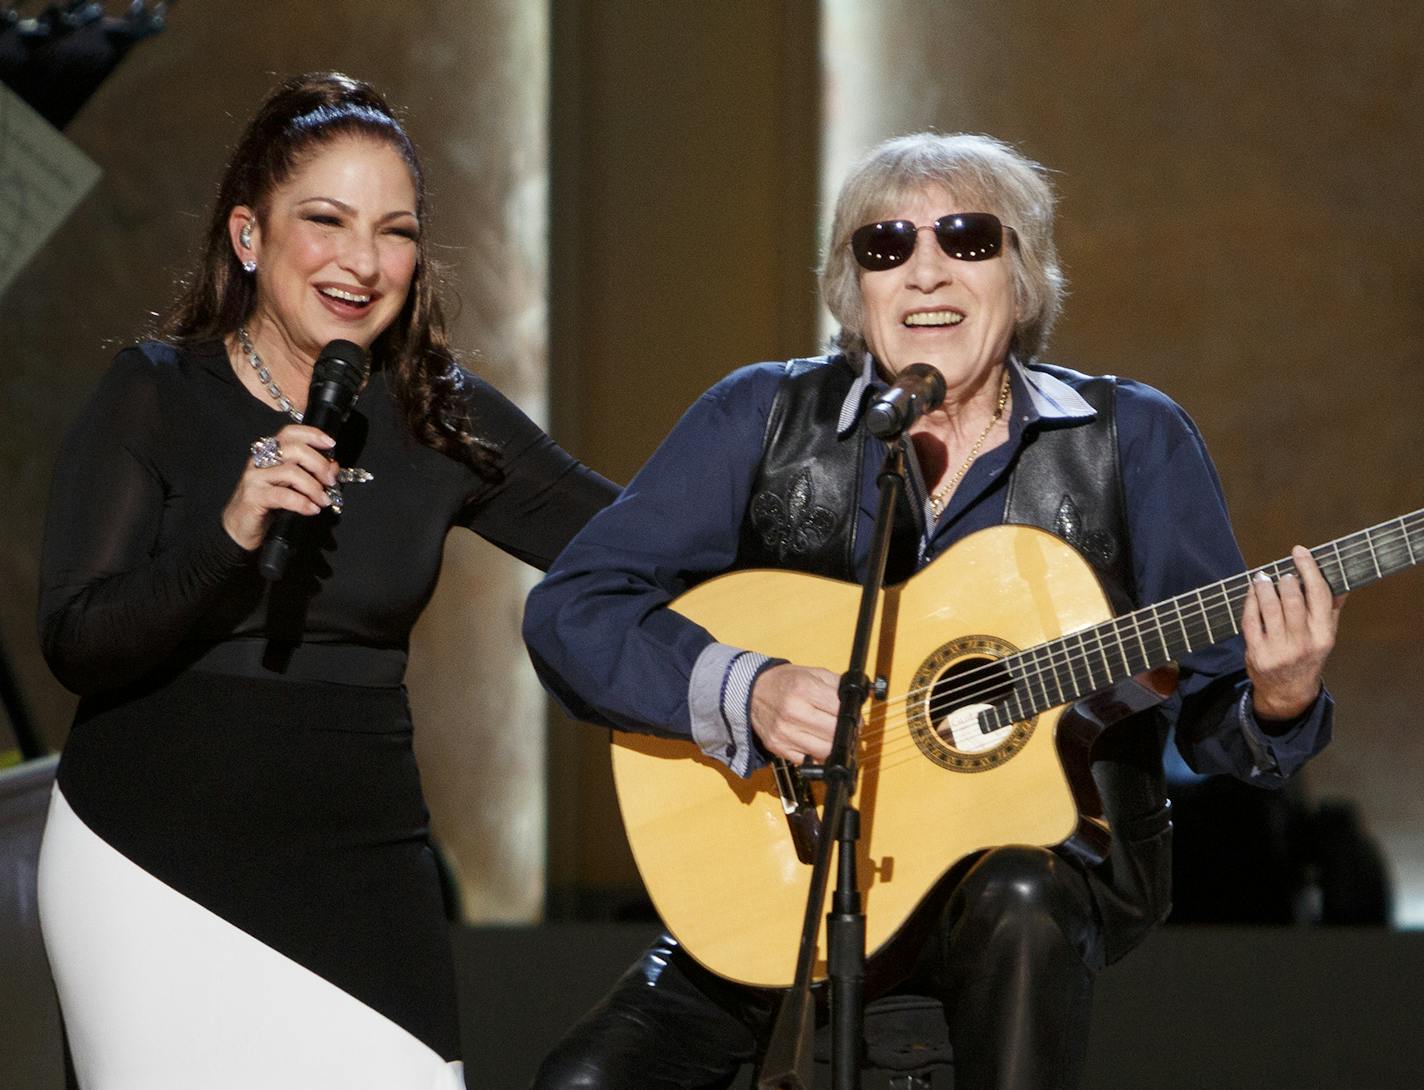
[236,325,374,512]
[238,324,304,420]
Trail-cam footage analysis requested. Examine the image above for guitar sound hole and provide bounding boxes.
[929,656,1015,754]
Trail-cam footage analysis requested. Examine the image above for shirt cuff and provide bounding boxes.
[1236,684,1325,781]
[688,642,782,777]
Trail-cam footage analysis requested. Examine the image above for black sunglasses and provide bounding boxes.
[849,212,1011,271]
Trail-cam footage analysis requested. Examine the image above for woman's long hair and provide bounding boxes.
[159,71,501,480]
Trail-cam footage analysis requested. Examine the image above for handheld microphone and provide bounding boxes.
[865,363,946,439]
[259,339,370,582]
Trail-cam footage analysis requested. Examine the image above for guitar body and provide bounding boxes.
[611,523,1120,988]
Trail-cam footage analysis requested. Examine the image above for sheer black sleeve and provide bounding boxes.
[455,374,619,569]
[38,349,252,695]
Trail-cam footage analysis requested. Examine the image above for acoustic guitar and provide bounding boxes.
[611,512,1422,988]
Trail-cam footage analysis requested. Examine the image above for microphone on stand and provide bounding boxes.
[865,363,946,439]
[259,339,369,582]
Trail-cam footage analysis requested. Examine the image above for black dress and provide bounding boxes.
[35,339,616,1089]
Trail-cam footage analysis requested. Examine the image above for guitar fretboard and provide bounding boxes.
[978,508,1424,731]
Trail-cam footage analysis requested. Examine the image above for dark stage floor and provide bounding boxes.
[456,924,1424,1089]
[7,914,1421,1087]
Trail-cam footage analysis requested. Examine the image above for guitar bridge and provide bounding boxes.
[772,758,821,864]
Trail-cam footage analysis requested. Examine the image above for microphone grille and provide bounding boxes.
[312,339,370,394]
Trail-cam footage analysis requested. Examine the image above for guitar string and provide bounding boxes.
[809,600,1243,773]
[851,520,1422,773]
[770,511,1423,777]
[861,512,1420,729]
[818,512,1423,770]
[854,561,1378,758]
[858,554,1364,772]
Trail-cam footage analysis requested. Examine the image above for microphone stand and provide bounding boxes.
[758,438,908,1090]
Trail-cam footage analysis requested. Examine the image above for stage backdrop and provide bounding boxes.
[3,0,1421,929]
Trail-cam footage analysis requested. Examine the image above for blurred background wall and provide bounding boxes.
[2,0,1421,929]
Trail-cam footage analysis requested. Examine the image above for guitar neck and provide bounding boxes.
[982,508,1424,729]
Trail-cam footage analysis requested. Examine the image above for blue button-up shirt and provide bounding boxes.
[524,354,1331,784]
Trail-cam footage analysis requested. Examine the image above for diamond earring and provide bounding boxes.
[239,221,256,273]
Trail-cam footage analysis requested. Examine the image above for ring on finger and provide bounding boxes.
[250,435,283,469]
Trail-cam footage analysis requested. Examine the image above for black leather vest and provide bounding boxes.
[735,356,1135,608]
[736,356,919,585]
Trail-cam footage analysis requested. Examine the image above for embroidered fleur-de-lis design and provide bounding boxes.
[1053,493,1117,568]
[751,468,836,561]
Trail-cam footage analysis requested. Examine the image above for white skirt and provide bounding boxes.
[38,786,465,1090]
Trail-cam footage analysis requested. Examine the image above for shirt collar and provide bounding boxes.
[836,351,1095,437]
[836,351,878,435]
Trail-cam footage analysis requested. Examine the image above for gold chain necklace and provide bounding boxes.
[926,370,1011,519]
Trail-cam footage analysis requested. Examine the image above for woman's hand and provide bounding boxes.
[1241,545,1346,723]
[221,424,340,551]
[749,663,841,764]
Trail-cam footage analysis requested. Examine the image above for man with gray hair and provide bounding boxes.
[525,132,1341,1089]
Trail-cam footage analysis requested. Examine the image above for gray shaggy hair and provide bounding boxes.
[819,132,1065,362]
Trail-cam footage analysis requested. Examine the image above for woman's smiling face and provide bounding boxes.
[232,134,420,359]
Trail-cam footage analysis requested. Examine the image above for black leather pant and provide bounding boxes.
[532,845,1103,1090]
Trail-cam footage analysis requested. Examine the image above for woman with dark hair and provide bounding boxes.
[36,72,615,1088]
